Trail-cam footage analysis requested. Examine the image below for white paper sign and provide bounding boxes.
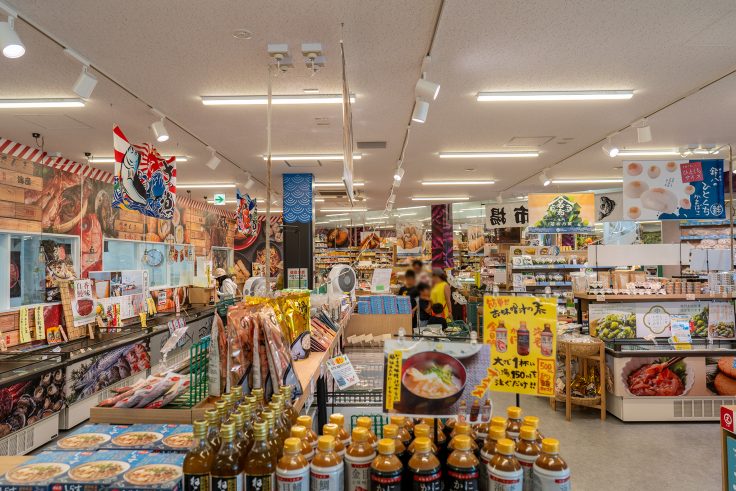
[370,268,393,293]
[596,192,624,222]
[326,354,359,390]
[485,201,529,229]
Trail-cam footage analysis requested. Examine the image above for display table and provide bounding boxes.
[293,323,343,412]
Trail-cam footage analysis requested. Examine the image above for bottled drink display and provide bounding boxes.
[245,421,276,491]
[345,427,375,491]
[408,424,438,454]
[514,426,540,491]
[479,426,507,491]
[488,438,522,491]
[370,439,402,491]
[277,437,310,491]
[505,407,523,442]
[290,425,315,463]
[211,422,244,491]
[310,435,343,491]
[184,420,215,491]
[449,422,479,456]
[389,416,412,448]
[205,408,222,452]
[297,415,319,451]
[521,417,544,449]
[356,416,378,449]
[532,439,570,491]
[382,424,409,466]
[407,437,442,491]
[329,413,352,447]
[445,435,479,491]
[323,423,346,458]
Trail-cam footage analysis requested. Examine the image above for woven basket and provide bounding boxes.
[559,338,602,357]
[555,391,601,407]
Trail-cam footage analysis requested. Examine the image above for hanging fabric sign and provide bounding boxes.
[485,201,529,229]
[595,192,624,222]
[236,189,258,235]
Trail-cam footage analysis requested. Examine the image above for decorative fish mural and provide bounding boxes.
[112,125,176,219]
[236,189,258,236]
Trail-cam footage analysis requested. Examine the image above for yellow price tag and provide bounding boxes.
[139,312,147,328]
[34,306,45,340]
[385,350,403,410]
[147,297,157,315]
[18,307,31,344]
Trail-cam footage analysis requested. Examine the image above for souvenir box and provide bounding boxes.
[0,451,89,491]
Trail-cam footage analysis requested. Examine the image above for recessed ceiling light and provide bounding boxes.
[178,183,237,189]
[550,178,623,184]
[303,88,320,94]
[89,156,189,163]
[616,149,680,157]
[422,180,495,185]
[266,153,362,161]
[411,196,469,201]
[313,182,365,188]
[464,168,475,172]
[439,151,539,158]
[232,29,253,39]
[476,90,634,101]
[0,98,85,108]
[201,94,355,105]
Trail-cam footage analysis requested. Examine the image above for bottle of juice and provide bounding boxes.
[517,321,530,356]
[421,419,447,461]
[496,321,508,353]
[310,435,343,491]
[540,324,553,357]
[205,409,222,452]
[449,422,479,457]
[268,402,288,449]
[211,422,244,491]
[514,426,540,491]
[296,415,319,452]
[407,437,442,491]
[408,424,438,454]
[446,435,479,491]
[370,439,402,491]
[389,416,412,448]
[505,407,523,442]
[521,417,543,449]
[276,437,309,491]
[345,427,376,491]
[488,439,522,491]
[479,426,506,491]
[184,420,214,491]
[381,424,409,469]
[323,424,346,458]
[262,410,281,461]
[245,421,276,491]
[289,425,315,463]
[330,413,352,448]
[280,386,299,425]
[532,438,570,491]
[356,416,378,449]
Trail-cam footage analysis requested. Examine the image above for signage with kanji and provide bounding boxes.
[528,193,595,233]
[485,202,529,229]
[483,295,557,397]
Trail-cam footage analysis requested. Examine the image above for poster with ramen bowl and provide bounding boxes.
[622,160,725,220]
[383,339,490,419]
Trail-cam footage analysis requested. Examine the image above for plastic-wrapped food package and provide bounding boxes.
[207,313,227,396]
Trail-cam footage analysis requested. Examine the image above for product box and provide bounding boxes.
[107,451,184,491]
[382,295,398,314]
[0,451,90,491]
[369,296,384,314]
[357,301,371,314]
[48,450,148,491]
[46,424,131,451]
[396,296,411,315]
[100,424,194,452]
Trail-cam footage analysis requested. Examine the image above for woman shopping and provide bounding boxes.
[214,267,238,299]
[430,268,453,322]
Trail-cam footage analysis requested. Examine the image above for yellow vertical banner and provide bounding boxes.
[483,295,557,396]
[34,306,45,341]
[18,306,31,344]
[385,350,403,410]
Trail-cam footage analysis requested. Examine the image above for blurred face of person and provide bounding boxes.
[431,274,441,286]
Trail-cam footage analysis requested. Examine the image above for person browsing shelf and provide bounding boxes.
[398,269,418,329]
[214,267,238,298]
[430,268,452,322]
[417,282,446,329]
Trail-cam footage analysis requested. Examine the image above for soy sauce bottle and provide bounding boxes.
[276,437,309,491]
[211,422,244,491]
[345,427,375,491]
[356,416,378,449]
[407,424,437,454]
[446,435,479,491]
[330,413,352,448]
[296,415,319,452]
[382,424,409,491]
[289,425,315,463]
[449,422,479,458]
[407,437,442,491]
[370,439,402,491]
[532,438,570,491]
[505,407,523,442]
[184,420,214,491]
[488,439,522,491]
[310,435,343,491]
[245,421,276,491]
[389,416,412,448]
[521,417,543,450]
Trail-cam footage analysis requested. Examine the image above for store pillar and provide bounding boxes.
[431,204,454,269]
[282,173,313,289]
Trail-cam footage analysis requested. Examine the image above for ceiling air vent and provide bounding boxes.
[357,141,386,149]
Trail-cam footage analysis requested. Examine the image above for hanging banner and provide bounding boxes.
[596,191,624,222]
[112,125,176,219]
[527,193,595,233]
[396,223,422,255]
[236,189,258,236]
[622,159,725,220]
[485,201,529,229]
[483,295,557,397]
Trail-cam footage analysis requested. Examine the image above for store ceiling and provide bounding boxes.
[2,0,736,217]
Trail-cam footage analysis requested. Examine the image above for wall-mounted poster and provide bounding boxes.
[595,192,624,222]
[527,193,595,233]
[622,160,725,220]
[359,231,381,250]
[396,223,422,255]
[41,239,76,303]
[485,201,529,229]
[326,227,350,248]
[71,279,95,326]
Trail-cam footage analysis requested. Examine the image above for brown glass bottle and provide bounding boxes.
[448,422,479,458]
[407,437,441,491]
[505,406,523,442]
[268,401,288,450]
[479,426,506,491]
[389,416,412,448]
[289,425,315,463]
[211,422,244,491]
[329,413,351,448]
[252,388,266,415]
[205,408,222,452]
[245,396,258,420]
[245,421,276,491]
[279,385,299,425]
[276,437,309,491]
[488,439,522,490]
[515,426,540,490]
[184,420,214,491]
[310,435,343,491]
[356,416,378,449]
[231,411,251,470]
[296,415,319,451]
[532,438,570,491]
[408,424,437,454]
[323,423,346,458]
[270,395,289,432]
[232,385,244,410]
[446,435,479,491]
[262,410,281,461]
[216,401,228,429]
[370,439,402,491]
[239,405,255,453]
[345,427,376,491]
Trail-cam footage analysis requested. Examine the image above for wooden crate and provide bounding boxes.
[116,209,141,222]
[0,184,27,204]
[89,396,218,424]
[0,201,41,221]
[0,169,42,191]
[115,220,145,234]
[0,217,42,232]
[0,157,36,176]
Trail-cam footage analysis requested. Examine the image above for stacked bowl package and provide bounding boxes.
[48,424,194,453]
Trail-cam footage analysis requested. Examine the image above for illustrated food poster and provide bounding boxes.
[396,223,422,255]
[483,295,557,396]
[382,338,492,420]
[71,279,95,326]
[622,160,725,220]
[527,193,595,233]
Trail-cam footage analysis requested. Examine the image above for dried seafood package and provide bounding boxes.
[257,304,303,401]
[207,312,227,396]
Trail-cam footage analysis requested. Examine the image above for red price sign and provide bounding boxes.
[721,405,734,432]
[680,161,703,183]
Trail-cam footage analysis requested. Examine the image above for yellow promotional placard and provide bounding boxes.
[18,306,31,344]
[34,306,45,340]
[483,295,557,396]
[139,312,148,328]
[385,350,403,410]
[146,297,157,315]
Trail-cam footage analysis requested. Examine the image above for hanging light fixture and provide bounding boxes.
[205,147,221,170]
[0,5,24,59]
[244,172,255,190]
[539,170,551,187]
[411,100,429,123]
[415,78,440,101]
[65,49,98,99]
[393,167,405,181]
[635,118,652,143]
[602,137,619,157]
[150,108,169,142]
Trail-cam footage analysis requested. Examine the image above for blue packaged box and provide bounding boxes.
[48,450,149,491]
[369,296,384,314]
[0,451,90,491]
[107,451,184,491]
[46,424,130,451]
[382,295,396,313]
[100,424,193,452]
[396,296,411,314]
[357,301,370,314]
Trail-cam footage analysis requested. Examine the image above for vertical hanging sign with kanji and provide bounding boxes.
[485,202,529,229]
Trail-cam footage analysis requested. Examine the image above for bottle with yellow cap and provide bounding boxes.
[231,411,248,464]
[449,422,480,458]
[244,421,276,491]
[515,426,540,490]
[407,437,441,491]
[532,438,570,491]
[488,438,522,491]
[262,410,281,461]
[289,425,315,463]
[276,437,309,491]
[388,416,412,448]
[370,439,402,491]
[505,407,523,442]
[329,413,351,447]
[356,416,378,449]
[446,435,479,491]
[210,422,244,491]
[479,426,506,491]
[521,416,543,449]
[310,435,343,491]
[268,401,288,450]
[296,415,319,451]
[403,416,415,439]
[407,424,437,454]
[280,386,299,425]
[323,424,346,458]
[205,409,222,452]
[345,427,375,491]
[420,419,447,461]
[381,424,409,472]
[184,420,214,491]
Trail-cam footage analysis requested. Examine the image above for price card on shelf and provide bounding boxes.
[669,314,692,350]
[34,306,44,341]
[18,307,31,344]
[370,268,393,293]
[326,354,359,390]
[139,312,147,328]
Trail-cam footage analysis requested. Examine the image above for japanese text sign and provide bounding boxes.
[528,193,595,233]
[485,201,529,229]
[483,295,557,397]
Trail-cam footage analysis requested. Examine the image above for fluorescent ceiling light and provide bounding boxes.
[202,94,355,105]
[454,207,484,212]
[314,182,364,188]
[314,198,325,202]
[325,213,350,217]
[396,212,417,217]
[411,197,469,201]
[616,149,680,157]
[550,178,623,184]
[178,183,237,189]
[365,220,385,224]
[0,98,85,108]
[439,151,539,158]
[320,207,367,212]
[266,153,362,161]
[476,90,634,101]
[422,180,495,185]
[89,156,188,163]
[207,199,236,204]
[397,206,425,210]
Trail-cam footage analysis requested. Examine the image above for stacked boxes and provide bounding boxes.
[47,424,194,453]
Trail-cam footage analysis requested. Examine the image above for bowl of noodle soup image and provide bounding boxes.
[400,351,466,412]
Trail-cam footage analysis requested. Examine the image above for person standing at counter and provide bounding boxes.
[430,268,452,322]
[214,267,238,298]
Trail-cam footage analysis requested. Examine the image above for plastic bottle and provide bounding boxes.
[521,417,543,449]
[443,417,456,440]
[370,439,402,491]
[514,426,540,491]
[505,407,523,442]
[479,426,506,491]
[517,321,530,356]
[184,420,214,491]
[330,413,352,447]
[448,422,479,457]
[289,425,315,463]
[276,437,310,491]
[540,324,553,357]
[310,435,344,491]
[389,416,412,448]
[496,321,508,353]
[488,438,522,491]
[407,424,438,454]
[205,409,222,452]
[211,422,244,491]
[323,424,346,458]
[446,435,479,491]
[532,438,570,491]
[296,415,319,451]
[403,416,415,439]
[345,427,376,491]
[407,437,442,491]
[245,421,276,491]
[356,416,378,449]
[382,423,409,488]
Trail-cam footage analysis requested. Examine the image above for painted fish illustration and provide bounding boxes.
[120,146,147,206]
[598,196,616,220]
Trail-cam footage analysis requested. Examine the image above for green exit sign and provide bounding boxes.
[213,193,226,205]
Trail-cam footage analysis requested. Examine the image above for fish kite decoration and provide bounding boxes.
[236,189,258,236]
[112,125,176,219]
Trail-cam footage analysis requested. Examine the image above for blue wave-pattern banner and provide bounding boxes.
[283,173,313,223]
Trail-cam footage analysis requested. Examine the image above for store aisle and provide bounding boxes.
[492,392,720,490]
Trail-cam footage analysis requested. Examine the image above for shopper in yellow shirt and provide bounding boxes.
[430,268,452,321]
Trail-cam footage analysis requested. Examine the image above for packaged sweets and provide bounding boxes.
[277,437,309,491]
[532,438,570,491]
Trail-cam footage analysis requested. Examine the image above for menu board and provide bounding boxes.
[483,295,557,396]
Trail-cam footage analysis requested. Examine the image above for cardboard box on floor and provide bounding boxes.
[189,287,215,305]
[346,313,412,337]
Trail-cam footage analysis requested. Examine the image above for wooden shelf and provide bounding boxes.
[575,293,734,301]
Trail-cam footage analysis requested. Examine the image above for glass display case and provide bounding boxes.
[103,239,193,288]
